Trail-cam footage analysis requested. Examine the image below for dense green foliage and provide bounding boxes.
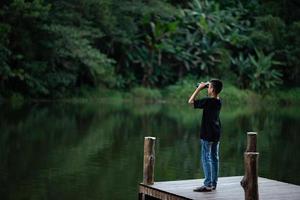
[0,0,299,99]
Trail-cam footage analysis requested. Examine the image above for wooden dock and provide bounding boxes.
[139,135,300,199]
[139,176,300,200]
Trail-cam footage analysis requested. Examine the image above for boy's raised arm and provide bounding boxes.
[188,82,206,104]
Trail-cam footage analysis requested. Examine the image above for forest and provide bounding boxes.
[0,0,299,100]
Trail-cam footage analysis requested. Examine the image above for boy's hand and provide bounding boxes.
[197,82,207,90]
[188,82,206,104]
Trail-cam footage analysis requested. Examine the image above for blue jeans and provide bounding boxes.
[200,139,219,187]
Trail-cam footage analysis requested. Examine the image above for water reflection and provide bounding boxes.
[0,102,299,200]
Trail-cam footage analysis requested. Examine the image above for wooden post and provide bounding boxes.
[246,132,257,152]
[143,137,156,185]
[241,131,259,200]
[241,152,259,200]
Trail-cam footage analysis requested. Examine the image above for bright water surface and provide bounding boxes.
[0,102,299,200]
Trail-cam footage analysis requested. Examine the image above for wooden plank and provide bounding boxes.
[140,184,191,200]
[139,176,300,200]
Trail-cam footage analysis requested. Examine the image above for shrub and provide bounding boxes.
[130,87,162,101]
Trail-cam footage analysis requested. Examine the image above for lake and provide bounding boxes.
[0,101,299,200]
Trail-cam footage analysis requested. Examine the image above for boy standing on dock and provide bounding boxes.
[188,79,223,192]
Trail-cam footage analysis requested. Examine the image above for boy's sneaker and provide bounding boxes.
[193,186,212,192]
[212,186,216,190]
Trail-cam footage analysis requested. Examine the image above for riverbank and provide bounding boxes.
[139,85,299,106]
[1,81,300,106]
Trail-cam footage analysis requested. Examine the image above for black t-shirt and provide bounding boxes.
[194,97,222,142]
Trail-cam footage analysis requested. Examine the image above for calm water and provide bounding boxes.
[0,102,299,200]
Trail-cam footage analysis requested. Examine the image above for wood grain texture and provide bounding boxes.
[139,176,300,200]
[241,153,259,200]
[246,132,257,152]
[143,137,156,185]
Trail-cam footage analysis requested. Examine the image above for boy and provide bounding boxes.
[188,79,223,192]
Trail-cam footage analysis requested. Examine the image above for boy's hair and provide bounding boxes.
[210,79,223,94]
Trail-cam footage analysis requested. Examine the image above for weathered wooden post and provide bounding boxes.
[246,132,257,152]
[143,136,156,185]
[241,132,259,200]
